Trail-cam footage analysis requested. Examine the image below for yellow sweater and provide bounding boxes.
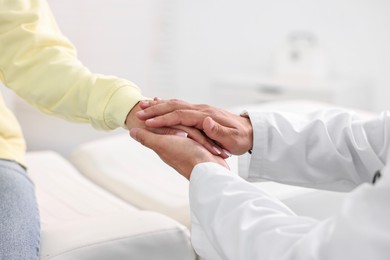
[0,0,145,166]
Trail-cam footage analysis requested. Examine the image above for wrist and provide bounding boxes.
[125,102,142,129]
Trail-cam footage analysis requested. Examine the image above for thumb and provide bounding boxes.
[130,128,187,151]
[130,128,158,150]
[203,117,232,145]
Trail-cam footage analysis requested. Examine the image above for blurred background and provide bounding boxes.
[1,0,390,157]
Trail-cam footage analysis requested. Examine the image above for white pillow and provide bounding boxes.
[71,134,193,227]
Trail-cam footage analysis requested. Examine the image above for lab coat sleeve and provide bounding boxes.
[0,0,145,130]
[245,109,390,191]
[190,162,390,260]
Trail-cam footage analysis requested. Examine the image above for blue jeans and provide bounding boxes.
[0,159,40,260]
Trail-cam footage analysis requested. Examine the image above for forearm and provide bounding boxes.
[0,0,144,130]
[190,163,319,260]
[245,109,388,191]
[190,162,390,260]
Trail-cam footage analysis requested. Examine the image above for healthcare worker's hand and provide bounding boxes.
[136,99,253,155]
[130,128,229,180]
[126,101,226,158]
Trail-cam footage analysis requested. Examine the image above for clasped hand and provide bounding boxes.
[129,99,253,180]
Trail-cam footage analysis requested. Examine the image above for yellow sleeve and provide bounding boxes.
[0,0,146,130]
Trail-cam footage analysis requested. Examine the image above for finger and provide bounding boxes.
[222,149,232,158]
[151,127,188,138]
[144,110,208,129]
[143,124,225,157]
[139,100,158,109]
[130,128,158,150]
[203,117,234,154]
[173,125,224,156]
[137,99,192,120]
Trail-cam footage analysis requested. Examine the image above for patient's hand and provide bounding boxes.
[130,128,229,180]
[136,99,253,155]
[126,101,224,157]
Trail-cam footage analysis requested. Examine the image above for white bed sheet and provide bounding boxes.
[26,151,195,260]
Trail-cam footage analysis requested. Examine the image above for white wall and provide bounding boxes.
[3,0,390,156]
[166,0,390,111]
[48,0,159,95]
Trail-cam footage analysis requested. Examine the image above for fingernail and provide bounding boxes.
[175,131,188,138]
[130,129,137,140]
[222,149,232,157]
[213,146,222,155]
[145,118,155,125]
[154,97,162,101]
[136,110,146,118]
[139,100,150,107]
[208,119,215,129]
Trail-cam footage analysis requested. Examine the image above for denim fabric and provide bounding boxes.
[0,160,40,260]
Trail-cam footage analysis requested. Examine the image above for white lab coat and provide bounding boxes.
[189,108,390,260]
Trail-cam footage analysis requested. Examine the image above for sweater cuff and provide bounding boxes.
[103,81,146,129]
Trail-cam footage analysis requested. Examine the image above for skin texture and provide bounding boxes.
[125,101,226,157]
[136,99,254,155]
[130,128,229,180]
